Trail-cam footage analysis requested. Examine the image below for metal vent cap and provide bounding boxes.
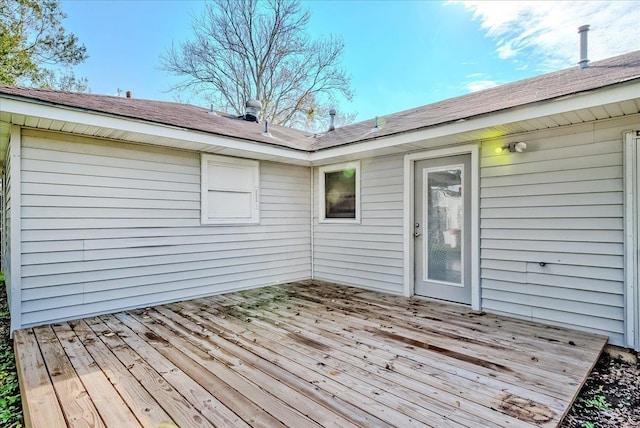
[245,99,262,122]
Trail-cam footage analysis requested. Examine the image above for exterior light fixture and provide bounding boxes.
[495,141,527,153]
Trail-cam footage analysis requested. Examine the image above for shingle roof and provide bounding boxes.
[2,50,640,152]
[0,86,313,150]
[310,50,640,150]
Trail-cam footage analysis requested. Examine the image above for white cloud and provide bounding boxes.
[457,1,640,71]
[465,80,499,92]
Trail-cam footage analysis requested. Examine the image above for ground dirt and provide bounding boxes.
[561,351,640,428]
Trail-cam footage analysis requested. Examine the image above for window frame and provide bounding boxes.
[201,154,260,225]
[318,161,361,224]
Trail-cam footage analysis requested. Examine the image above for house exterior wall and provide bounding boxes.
[313,115,638,347]
[313,155,405,294]
[19,130,311,327]
[479,116,637,347]
[11,114,637,345]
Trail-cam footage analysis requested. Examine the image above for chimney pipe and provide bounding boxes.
[578,25,590,69]
[125,91,131,98]
[245,99,262,122]
[328,108,336,131]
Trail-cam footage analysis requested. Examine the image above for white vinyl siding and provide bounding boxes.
[9,114,637,346]
[19,130,310,326]
[314,155,404,293]
[201,154,259,224]
[479,117,636,346]
[312,116,636,346]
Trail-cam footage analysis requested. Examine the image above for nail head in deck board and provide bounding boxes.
[15,282,606,427]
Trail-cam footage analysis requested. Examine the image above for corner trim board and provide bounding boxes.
[9,125,22,334]
[623,130,638,350]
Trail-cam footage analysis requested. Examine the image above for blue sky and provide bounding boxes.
[61,0,640,122]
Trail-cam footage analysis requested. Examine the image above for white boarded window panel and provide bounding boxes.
[207,164,254,191]
[201,154,259,224]
[207,192,252,219]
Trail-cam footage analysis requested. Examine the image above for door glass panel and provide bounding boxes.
[426,167,463,284]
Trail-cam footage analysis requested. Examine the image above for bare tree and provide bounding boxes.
[161,0,352,130]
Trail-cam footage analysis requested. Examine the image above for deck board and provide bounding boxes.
[15,281,607,427]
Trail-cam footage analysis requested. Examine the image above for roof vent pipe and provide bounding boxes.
[126,91,132,98]
[245,99,262,122]
[262,120,272,137]
[578,25,590,69]
[328,108,336,131]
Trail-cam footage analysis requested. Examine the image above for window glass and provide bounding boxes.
[426,167,463,284]
[325,169,356,218]
[319,162,360,223]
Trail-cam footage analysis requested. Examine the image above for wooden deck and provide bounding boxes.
[14,281,607,428]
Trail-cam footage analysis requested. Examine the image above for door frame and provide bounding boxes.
[403,144,480,310]
[623,130,639,350]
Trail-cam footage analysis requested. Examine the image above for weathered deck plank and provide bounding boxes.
[14,329,67,428]
[216,292,549,426]
[159,301,444,427]
[33,325,106,428]
[84,316,214,428]
[16,281,607,427]
[148,303,391,427]
[257,286,584,396]
[70,319,177,427]
[51,322,143,428]
[203,295,521,427]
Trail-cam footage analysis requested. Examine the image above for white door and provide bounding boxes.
[414,154,472,304]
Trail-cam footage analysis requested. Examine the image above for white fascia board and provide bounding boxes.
[0,97,311,163]
[310,81,640,163]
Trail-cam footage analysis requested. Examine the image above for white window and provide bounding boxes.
[201,154,259,224]
[318,161,360,223]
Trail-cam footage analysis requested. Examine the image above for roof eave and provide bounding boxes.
[0,95,312,165]
[309,79,640,164]
[2,76,639,167]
